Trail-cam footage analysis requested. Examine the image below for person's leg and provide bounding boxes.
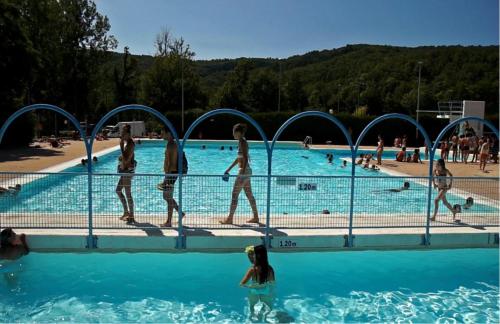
[377,151,382,165]
[247,294,259,318]
[431,190,445,221]
[221,178,244,224]
[123,176,134,221]
[441,193,457,219]
[162,186,174,226]
[116,177,129,219]
[243,179,259,223]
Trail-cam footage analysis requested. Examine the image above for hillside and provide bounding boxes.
[118,44,498,116]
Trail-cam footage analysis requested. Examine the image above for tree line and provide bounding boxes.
[0,0,498,145]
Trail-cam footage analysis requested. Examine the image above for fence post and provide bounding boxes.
[265,153,272,249]
[348,153,356,247]
[177,151,185,249]
[86,144,96,249]
[425,151,434,245]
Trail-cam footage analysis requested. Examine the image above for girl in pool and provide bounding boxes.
[241,245,275,317]
[431,158,458,221]
[220,123,259,224]
[116,124,136,224]
[376,135,384,165]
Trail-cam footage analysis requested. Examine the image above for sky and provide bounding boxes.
[96,0,499,60]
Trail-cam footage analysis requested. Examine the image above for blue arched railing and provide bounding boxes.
[182,108,272,245]
[1,104,498,249]
[354,113,434,245]
[91,104,182,246]
[0,104,95,247]
[271,111,356,244]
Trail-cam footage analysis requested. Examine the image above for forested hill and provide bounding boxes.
[111,44,498,116]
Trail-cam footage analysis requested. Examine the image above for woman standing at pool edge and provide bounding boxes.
[431,158,458,222]
[116,124,136,224]
[376,135,384,165]
[220,123,259,224]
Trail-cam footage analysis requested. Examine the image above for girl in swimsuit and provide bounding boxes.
[376,135,384,165]
[240,244,275,318]
[220,123,259,224]
[431,158,458,221]
[116,125,136,224]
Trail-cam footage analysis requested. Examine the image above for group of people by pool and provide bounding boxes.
[114,123,260,226]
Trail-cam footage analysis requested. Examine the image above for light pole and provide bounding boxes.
[337,83,341,113]
[416,61,423,140]
[277,60,282,112]
[181,56,185,135]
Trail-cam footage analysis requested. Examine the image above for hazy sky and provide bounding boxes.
[96,0,499,60]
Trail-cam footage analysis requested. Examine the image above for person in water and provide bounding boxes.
[220,123,259,224]
[431,158,458,221]
[0,184,21,195]
[240,245,275,317]
[0,228,29,260]
[116,124,136,224]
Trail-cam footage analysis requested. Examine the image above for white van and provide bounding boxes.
[105,121,146,138]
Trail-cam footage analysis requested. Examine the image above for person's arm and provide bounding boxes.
[432,169,438,187]
[225,158,238,174]
[240,140,249,173]
[447,169,453,189]
[164,146,169,173]
[240,267,254,286]
[168,145,178,173]
[122,141,134,165]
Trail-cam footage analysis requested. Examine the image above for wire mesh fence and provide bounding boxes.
[0,172,498,230]
[0,172,88,229]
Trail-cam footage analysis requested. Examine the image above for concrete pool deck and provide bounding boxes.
[7,213,499,252]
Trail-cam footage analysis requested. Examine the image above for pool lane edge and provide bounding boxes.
[19,228,499,253]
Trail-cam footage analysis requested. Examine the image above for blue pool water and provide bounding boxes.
[0,141,497,216]
[0,248,498,322]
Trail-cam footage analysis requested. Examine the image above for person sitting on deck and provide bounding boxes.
[0,228,29,260]
[0,184,21,195]
[396,147,406,162]
[411,148,423,163]
[355,154,365,165]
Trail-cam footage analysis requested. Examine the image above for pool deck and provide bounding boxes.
[6,213,498,252]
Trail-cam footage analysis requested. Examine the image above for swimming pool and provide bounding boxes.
[0,141,497,225]
[0,248,497,322]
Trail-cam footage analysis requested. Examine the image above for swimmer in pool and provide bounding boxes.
[0,184,21,195]
[240,245,275,318]
[0,228,29,260]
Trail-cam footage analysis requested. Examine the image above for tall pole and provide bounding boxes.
[278,60,281,112]
[181,56,184,134]
[416,61,423,140]
[337,83,341,113]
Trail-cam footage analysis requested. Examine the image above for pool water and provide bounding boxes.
[0,248,498,322]
[0,142,497,216]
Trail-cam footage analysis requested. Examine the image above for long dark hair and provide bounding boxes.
[254,245,273,284]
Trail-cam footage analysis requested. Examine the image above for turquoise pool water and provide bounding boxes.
[0,248,498,322]
[0,141,497,216]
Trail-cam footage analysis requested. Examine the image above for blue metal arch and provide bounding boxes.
[354,113,433,153]
[271,111,354,153]
[91,104,180,150]
[352,113,434,246]
[181,108,271,157]
[431,116,499,153]
[0,104,89,151]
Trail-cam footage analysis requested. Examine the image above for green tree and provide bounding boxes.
[284,72,307,111]
[246,70,278,112]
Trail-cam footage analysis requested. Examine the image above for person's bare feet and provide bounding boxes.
[219,218,233,225]
[119,212,129,221]
[160,222,171,227]
[430,217,436,221]
[246,217,259,224]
